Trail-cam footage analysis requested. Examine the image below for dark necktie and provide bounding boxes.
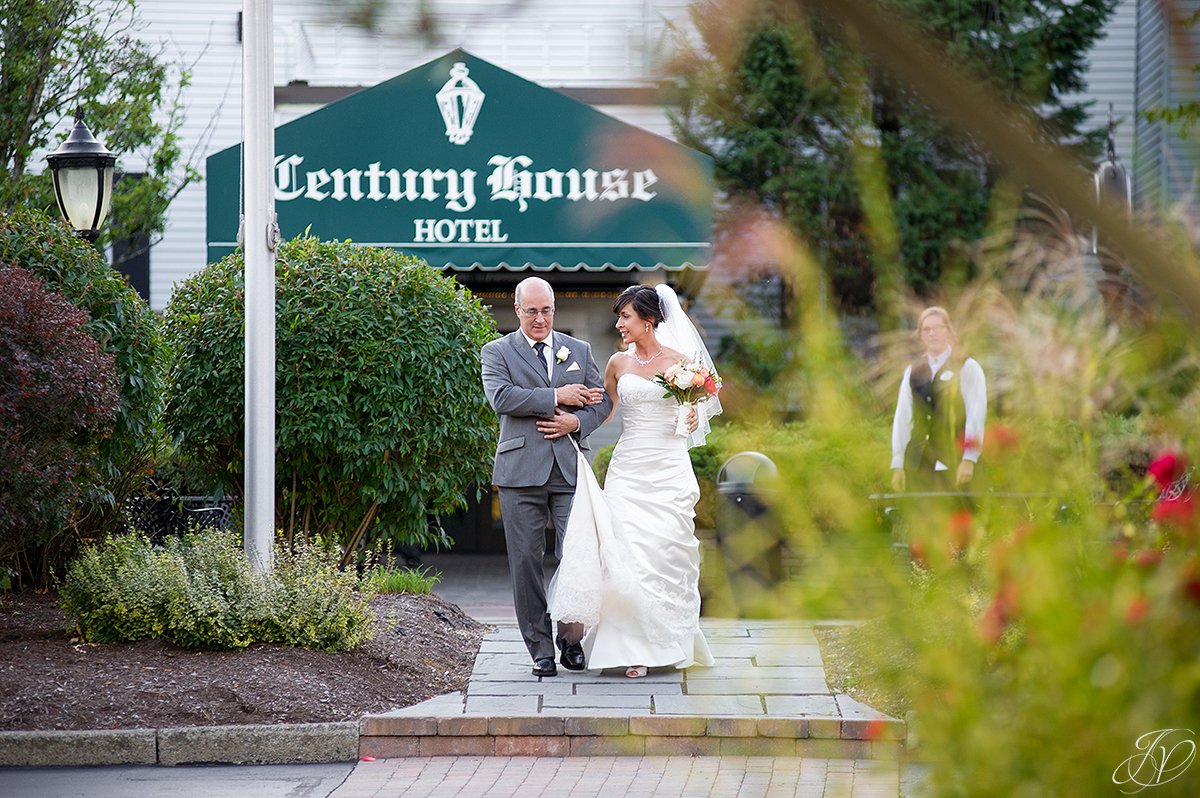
[533,342,547,376]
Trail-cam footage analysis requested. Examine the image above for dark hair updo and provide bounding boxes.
[612,285,665,326]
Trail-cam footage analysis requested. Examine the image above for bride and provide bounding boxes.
[548,284,720,678]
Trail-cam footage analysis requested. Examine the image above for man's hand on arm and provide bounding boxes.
[555,383,606,408]
[892,469,906,492]
[956,460,975,486]
[536,408,581,439]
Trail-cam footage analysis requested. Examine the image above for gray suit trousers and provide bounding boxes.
[498,460,574,662]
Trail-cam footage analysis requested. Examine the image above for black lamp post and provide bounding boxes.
[45,111,117,242]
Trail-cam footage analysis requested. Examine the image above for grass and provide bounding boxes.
[363,565,441,595]
[815,620,912,720]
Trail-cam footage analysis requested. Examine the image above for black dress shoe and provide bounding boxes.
[558,639,586,671]
[532,657,557,677]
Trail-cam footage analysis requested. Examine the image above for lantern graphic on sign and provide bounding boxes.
[437,62,485,145]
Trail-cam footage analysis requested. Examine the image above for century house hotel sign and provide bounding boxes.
[206,49,714,272]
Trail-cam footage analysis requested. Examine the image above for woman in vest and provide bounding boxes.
[891,307,987,492]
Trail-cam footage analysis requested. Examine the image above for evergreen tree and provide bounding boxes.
[670,0,1117,309]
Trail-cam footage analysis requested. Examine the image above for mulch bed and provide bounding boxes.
[0,591,487,731]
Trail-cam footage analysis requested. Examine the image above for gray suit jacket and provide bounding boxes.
[481,330,612,488]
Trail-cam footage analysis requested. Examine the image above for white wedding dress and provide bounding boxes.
[549,373,714,671]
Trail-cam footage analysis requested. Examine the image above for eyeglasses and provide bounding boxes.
[520,307,555,318]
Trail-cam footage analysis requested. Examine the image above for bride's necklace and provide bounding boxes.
[632,347,662,367]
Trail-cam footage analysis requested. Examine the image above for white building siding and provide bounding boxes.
[1130,0,1200,212]
[1080,0,1137,171]
[103,0,1152,307]
[116,0,695,308]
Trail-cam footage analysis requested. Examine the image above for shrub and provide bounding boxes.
[0,265,120,584]
[59,528,376,651]
[258,543,376,650]
[0,209,164,581]
[55,533,165,642]
[161,236,497,564]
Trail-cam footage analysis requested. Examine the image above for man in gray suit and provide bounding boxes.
[481,276,613,677]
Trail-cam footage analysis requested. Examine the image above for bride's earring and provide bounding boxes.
[644,323,649,332]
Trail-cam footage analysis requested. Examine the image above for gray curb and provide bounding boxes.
[0,729,157,767]
[0,722,358,767]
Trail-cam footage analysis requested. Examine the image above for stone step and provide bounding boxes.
[358,707,905,760]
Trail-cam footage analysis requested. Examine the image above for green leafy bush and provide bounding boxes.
[55,533,166,642]
[258,543,375,649]
[0,209,164,583]
[0,265,120,586]
[161,236,497,563]
[59,529,376,651]
[156,531,260,649]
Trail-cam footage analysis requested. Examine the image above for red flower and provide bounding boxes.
[1012,522,1034,544]
[1148,451,1187,489]
[1111,542,1130,561]
[1134,548,1163,569]
[1152,496,1196,529]
[948,508,973,555]
[979,581,1018,645]
[909,541,928,570]
[865,718,888,742]
[1124,596,1149,625]
[982,423,1019,457]
[1180,564,1200,606]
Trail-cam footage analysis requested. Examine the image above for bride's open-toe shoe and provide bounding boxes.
[626,665,648,679]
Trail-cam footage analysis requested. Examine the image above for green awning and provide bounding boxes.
[206,49,713,270]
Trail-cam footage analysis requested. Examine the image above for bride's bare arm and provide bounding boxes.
[602,354,624,424]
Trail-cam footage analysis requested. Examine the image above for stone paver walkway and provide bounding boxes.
[467,620,838,718]
[330,755,910,798]
[363,577,904,759]
[337,554,927,796]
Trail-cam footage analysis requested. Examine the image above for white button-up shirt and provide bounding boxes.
[521,331,554,381]
[890,347,987,470]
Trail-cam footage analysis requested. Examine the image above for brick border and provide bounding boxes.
[356,714,906,760]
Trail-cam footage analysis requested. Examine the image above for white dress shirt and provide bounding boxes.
[890,347,987,470]
[521,330,554,381]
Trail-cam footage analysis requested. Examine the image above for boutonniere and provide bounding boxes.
[940,370,955,381]
[556,345,570,363]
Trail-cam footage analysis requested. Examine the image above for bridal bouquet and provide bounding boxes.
[654,360,722,436]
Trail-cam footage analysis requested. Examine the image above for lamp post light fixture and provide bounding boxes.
[1092,103,1131,256]
[45,111,118,242]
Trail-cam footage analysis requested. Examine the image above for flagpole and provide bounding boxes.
[243,0,276,572]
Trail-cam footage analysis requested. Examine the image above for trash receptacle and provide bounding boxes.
[704,451,781,617]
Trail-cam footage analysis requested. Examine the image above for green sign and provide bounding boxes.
[206,49,713,270]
